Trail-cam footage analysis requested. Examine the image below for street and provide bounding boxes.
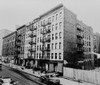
[0,65,41,85]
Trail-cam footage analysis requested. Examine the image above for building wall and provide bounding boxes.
[24,25,31,59]
[2,4,95,70]
[63,7,77,62]
[16,25,26,59]
[78,21,94,53]
[2,31,16,61]
[24,22,37,59]
[93,33,100,53]
[38,6,64,72]
[0,29,12,56]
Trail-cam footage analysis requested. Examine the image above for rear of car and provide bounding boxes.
[40,73,60,85]
[0,61,2,70]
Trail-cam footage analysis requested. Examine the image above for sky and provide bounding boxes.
[0,0,100,33]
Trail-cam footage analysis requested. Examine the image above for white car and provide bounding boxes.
[0,77,18,85]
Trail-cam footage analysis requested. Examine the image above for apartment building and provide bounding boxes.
[0,29,12,56]
[23,4,94,72]
[78,21,94,69]
[2,4,94,71]
[2,31,16,62]
[24,4,77,72]
[93,33,100,53]
[24,19,38,68]
[23,4,72,72]
[15,25,26,65]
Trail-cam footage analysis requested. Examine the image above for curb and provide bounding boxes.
[2,64,40,78]
[3,64,46,85]
[62,76,83,83]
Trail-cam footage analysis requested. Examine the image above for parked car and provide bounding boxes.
[45,71,63,77]
[40,73,60,85]
[54,72,63,77]
[0,77,18,85]
[0,62,2,70]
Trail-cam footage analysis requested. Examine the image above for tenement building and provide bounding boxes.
[24,19,38,68]
[0,29,12,56]
[78,21,94,69]
[2,4,94,72]
[2,31,16,62]
[93,33,100,53]
[15,25,26,65]
[24,4,78,72]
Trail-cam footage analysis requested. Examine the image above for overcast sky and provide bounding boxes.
[0,0,100,33]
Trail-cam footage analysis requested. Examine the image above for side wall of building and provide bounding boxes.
[63,7,77,63]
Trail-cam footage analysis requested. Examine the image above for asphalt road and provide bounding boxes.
[0,65,41,85]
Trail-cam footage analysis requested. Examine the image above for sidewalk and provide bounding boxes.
[3,63,95,85]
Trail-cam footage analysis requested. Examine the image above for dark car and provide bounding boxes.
[0,62,2,70]
[40,75,50,83]
[54,72,63,77]
[40,74,60,85]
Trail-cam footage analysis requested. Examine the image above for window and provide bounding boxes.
[55,53,57,59]
[38,22,40,28]
[47,53,50,59]
[40,29,42,34]
[55,23,58,30]
[37,53,38,58]
[59,32,62,39]
[40,45,41,50]
[39,53,41,58]
[59,42,61,49]
[43,20,45,25]
[59,12,62,18]
[51,53,53,59]
[48,25,51,29]
[56,14,58,20]
[89,48,91,52]
[47,44,50,49]
[89,36,90,40]
[55,43,57,49]
[37,45,38,50]
[52,43,54,50]
[52,34,54,40]
[40,37,41,42]
[48,17,51,23]
[55,33,58,39]
[38,45,40,50]
[89,42,91,46]
[37,37,39,43]
[38,29,39,34]
[59,22,62,29]
[87,42,88,46]
[59,53,61,59]
[52,16,54,22]
[41,21,42,26]
[52,25,54,31]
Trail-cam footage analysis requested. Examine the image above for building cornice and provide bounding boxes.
[40,3,63,18]
[3,31,16,39]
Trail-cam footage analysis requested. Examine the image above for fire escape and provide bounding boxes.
[40,20,51,69]
[15,33,21,65]
[76,24,84,68]
[76,25,84,54]
[28,24,37,62]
